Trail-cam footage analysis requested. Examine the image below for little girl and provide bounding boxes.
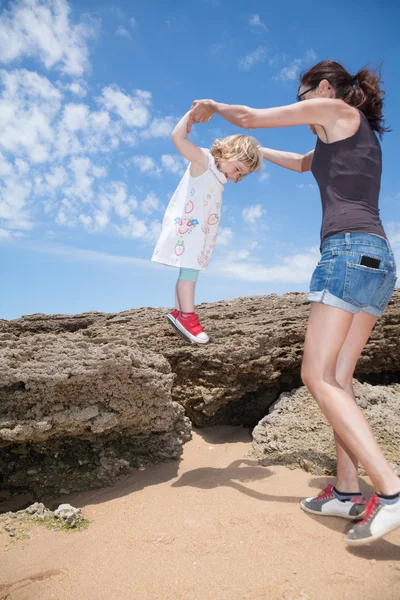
[152,111,262,344]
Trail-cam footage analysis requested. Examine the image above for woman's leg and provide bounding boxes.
[333,311,378,492]
[301,303,400,496]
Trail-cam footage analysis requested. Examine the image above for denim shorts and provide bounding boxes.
[308,233,397,317]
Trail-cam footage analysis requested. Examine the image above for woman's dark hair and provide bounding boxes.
[300,60,390,137]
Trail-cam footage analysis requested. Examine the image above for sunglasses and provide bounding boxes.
[296,85,318,102]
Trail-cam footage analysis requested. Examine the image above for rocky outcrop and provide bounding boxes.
[0,331,190,499]
[0,290,398,502]
[250,380,400,475]
[1,290,399,427]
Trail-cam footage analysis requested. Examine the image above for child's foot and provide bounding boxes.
[166,309,180,326]
[175,312,209,344]
[166,310,190,343]
[346,492,400,545]
[300,484,366,520]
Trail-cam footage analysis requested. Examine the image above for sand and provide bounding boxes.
[1,426,399,600]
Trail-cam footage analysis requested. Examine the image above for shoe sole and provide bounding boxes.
[300,501,365,521]
[174,318,209,345]
[166,315,191,344]
[346,521,400,546]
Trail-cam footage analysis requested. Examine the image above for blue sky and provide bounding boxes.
[0,0,399,320]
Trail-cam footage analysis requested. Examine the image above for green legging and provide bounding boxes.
[178,267,199,282]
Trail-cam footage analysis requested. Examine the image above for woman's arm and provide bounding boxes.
[172,112,208,171]
[187,98,349,131]
[259,147,314,172]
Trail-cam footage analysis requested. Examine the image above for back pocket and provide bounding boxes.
[343,263,386,308]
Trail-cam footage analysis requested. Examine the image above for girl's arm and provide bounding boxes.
[259,147,314,173]
[171,112,208,172]
[187,98,350,131]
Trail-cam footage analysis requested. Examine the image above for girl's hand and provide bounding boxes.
[187,99,215,133]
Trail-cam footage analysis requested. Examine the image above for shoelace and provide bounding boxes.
[357,493,380,526]
[316,484,335,500]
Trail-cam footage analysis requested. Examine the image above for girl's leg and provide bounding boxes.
[176,268,199,313]
[301,303,400,496]
[333,311,378,493]
[174,268,208,344]
[175,286,181,312]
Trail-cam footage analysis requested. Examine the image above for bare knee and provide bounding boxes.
[301,363,338,399]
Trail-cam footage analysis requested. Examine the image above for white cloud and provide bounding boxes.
[67,81,87,97]
[217,227,233,246]
[0,27,180,241]
[239,46,267,71]
[62,102,90,131]
[216,247,320,283]
[0,0,98,76]
[115,214,148,239]
[249,14,268,31]
[274,49,317,82]
[116,26,130,39]
[9,239,151,267]
[297,183,317,191]
[259,171,270,183]
[116,16,137,38]
[161,154,185,176]
[242,203,265,225]
[98,86,151,128]
[210,43,226,54]
[64,156,96,201]
[0,68,61,163]
[131,155,161,176]
[0,227,12,238]
[141,116,176,139]
[141,192,160,215]
[269,53,286,67]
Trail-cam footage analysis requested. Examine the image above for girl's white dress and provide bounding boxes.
[152,150,226,272]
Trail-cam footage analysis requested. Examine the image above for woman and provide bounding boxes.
[188,60,398,546]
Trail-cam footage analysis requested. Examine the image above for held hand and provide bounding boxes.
[187,99,215,133]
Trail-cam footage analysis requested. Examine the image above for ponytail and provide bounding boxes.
[300,61,390,137]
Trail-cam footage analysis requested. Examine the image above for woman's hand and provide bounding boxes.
[187,99,216,133]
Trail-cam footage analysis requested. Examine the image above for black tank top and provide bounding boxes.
[311,110,386,242]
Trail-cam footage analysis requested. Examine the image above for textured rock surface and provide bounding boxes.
[1,290,399,428]
[0,331,191,499]
[0,290,398,502]
[250,380,400,475]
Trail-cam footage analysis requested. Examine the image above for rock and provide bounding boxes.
[0,330,191,499]
[24,502,52,519]
[250,380,400,475]
[54,503,81,526]
[1,291,398,429]
[0,291,398,500]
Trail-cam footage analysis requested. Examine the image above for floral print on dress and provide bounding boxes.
[207,213,219,226]
[175,216,199,235]
[175,240,185,256]
[151,149,226,272]
[185,200,194,214]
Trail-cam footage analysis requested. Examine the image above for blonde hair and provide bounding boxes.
[210,134,262,181]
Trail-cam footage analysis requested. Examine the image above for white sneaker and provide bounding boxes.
[300,484,366,520]
[347,493,400,545]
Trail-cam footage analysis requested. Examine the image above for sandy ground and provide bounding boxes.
[1,426,400,600]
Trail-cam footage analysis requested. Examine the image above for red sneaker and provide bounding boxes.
[175,312,209,344]
[166,309,180,326]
